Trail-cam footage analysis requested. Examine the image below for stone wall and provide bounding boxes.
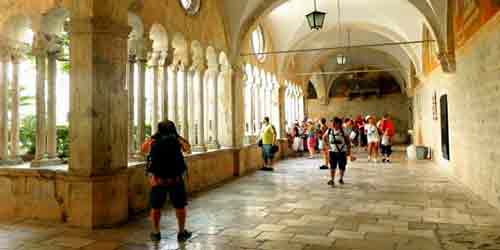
[0,141,291,225]
[413,13,500,210]
[306,93,411,143]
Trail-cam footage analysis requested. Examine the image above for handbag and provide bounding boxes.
[271,145,279,154]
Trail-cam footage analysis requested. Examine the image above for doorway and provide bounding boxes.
[440,94,450,160]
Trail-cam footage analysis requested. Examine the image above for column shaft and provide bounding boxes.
[152,63,159,134]
[208,69,219,149]
[179,67,189,140]
[10,58,20,160]
[46,53,57,159]
[0,55,8,160]
[170,66,178,125]
[137,59,146,149]
[127,57,135,156]
[34,54,47,161]
[187,70,195,144]
[193,70,206,152]
[161,65,168,120]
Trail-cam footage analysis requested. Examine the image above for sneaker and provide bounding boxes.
[319,165,329,170]
[177,230,193,242]
[339,179,344,185]
[150,232,161,242]
[327,180,334,186]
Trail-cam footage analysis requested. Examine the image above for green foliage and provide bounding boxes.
[57,126,70,159]
[20,115,36,155]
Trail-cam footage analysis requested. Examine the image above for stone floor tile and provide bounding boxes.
[255,224,286,232]
[328,230,365,240]
[258,240,304,250]
[291,234,335,246]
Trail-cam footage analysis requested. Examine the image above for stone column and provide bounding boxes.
[150,51,160,134]
[127,54,136,156]
[254,73,261,134]
[193,68,206,152]
[169,65,179,125]
[187,68,195,144]
[46,51,58,160]
[207,65,220,149]
[136,51,147,151]
[178,65,189,141]
[9,52,22,161]
[67,0,130,227]
[160,51,169,120]
[32,33,48,165]
[0,47,8,161]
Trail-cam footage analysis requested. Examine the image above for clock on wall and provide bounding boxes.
[179,0,200,15]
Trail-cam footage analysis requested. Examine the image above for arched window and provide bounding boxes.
[251,25,266,62]
[179,0,200,15]
[307,81,318,99]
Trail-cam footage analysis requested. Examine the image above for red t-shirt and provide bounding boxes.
[379,119,395,137]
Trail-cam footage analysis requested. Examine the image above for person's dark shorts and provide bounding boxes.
[261,144,274,160]
[381,144,393,156]
[150,179,188,209]
[329,151,347,171]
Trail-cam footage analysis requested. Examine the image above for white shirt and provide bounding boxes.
[365,124,380,142]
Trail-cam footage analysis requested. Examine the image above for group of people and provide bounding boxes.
[139,114,394,243]
[288,113,396,164]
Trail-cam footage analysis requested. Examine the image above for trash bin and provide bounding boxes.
[416,146,428,160]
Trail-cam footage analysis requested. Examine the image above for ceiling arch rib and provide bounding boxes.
[281,22,420,75]
[231,0,449,72]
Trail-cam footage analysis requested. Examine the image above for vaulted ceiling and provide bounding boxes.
[224,0,451,87]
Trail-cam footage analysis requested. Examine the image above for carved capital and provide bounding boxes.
[438,51,456,73]
[32,32,50,56]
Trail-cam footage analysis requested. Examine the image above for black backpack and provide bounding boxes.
[147,135,187,179]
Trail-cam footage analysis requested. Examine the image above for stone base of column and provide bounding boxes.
[207,141,220,150]
[0,158,24,166]
[31,158,65,168]
[193,144,207,153]
[130,152,147,162]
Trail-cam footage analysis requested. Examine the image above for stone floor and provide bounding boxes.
[2,151,500,250]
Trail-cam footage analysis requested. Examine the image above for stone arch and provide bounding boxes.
[149,23,168,52]
[233,0,447,71]
[219,51,230,70]
[206,46,218,68]
[128,12,144,41]
[172,33,188,66]
[307,81,318,99]
[40,7,70,35]
[2,14,33,44]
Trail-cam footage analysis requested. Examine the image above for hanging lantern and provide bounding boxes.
[337,54,347,65]
[306,0,326,30]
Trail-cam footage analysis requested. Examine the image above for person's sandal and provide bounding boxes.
[327,180,335,186]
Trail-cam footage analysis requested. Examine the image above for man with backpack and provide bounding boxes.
[379,113,396,163]
[323,117,352,187]
[145,120,192,242]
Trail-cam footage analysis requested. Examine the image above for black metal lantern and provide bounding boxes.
[336,54,347,65]
[306,0,326,30]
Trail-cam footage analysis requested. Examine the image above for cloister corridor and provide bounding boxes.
[1,151,500,250]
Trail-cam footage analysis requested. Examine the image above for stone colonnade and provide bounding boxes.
[126,33,232,155]
[285,82,305,130]
[243,64,282,139]
[0,34,63,166]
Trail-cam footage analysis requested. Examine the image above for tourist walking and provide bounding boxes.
[146,121,192,242]
[365,115,380,162]
[259,117,277,171]
[306,119,318,159]
[323,117,352,187]
[378,113,396,163]
[318,118,330,169]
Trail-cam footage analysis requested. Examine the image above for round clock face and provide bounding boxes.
[180,0,200,15]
